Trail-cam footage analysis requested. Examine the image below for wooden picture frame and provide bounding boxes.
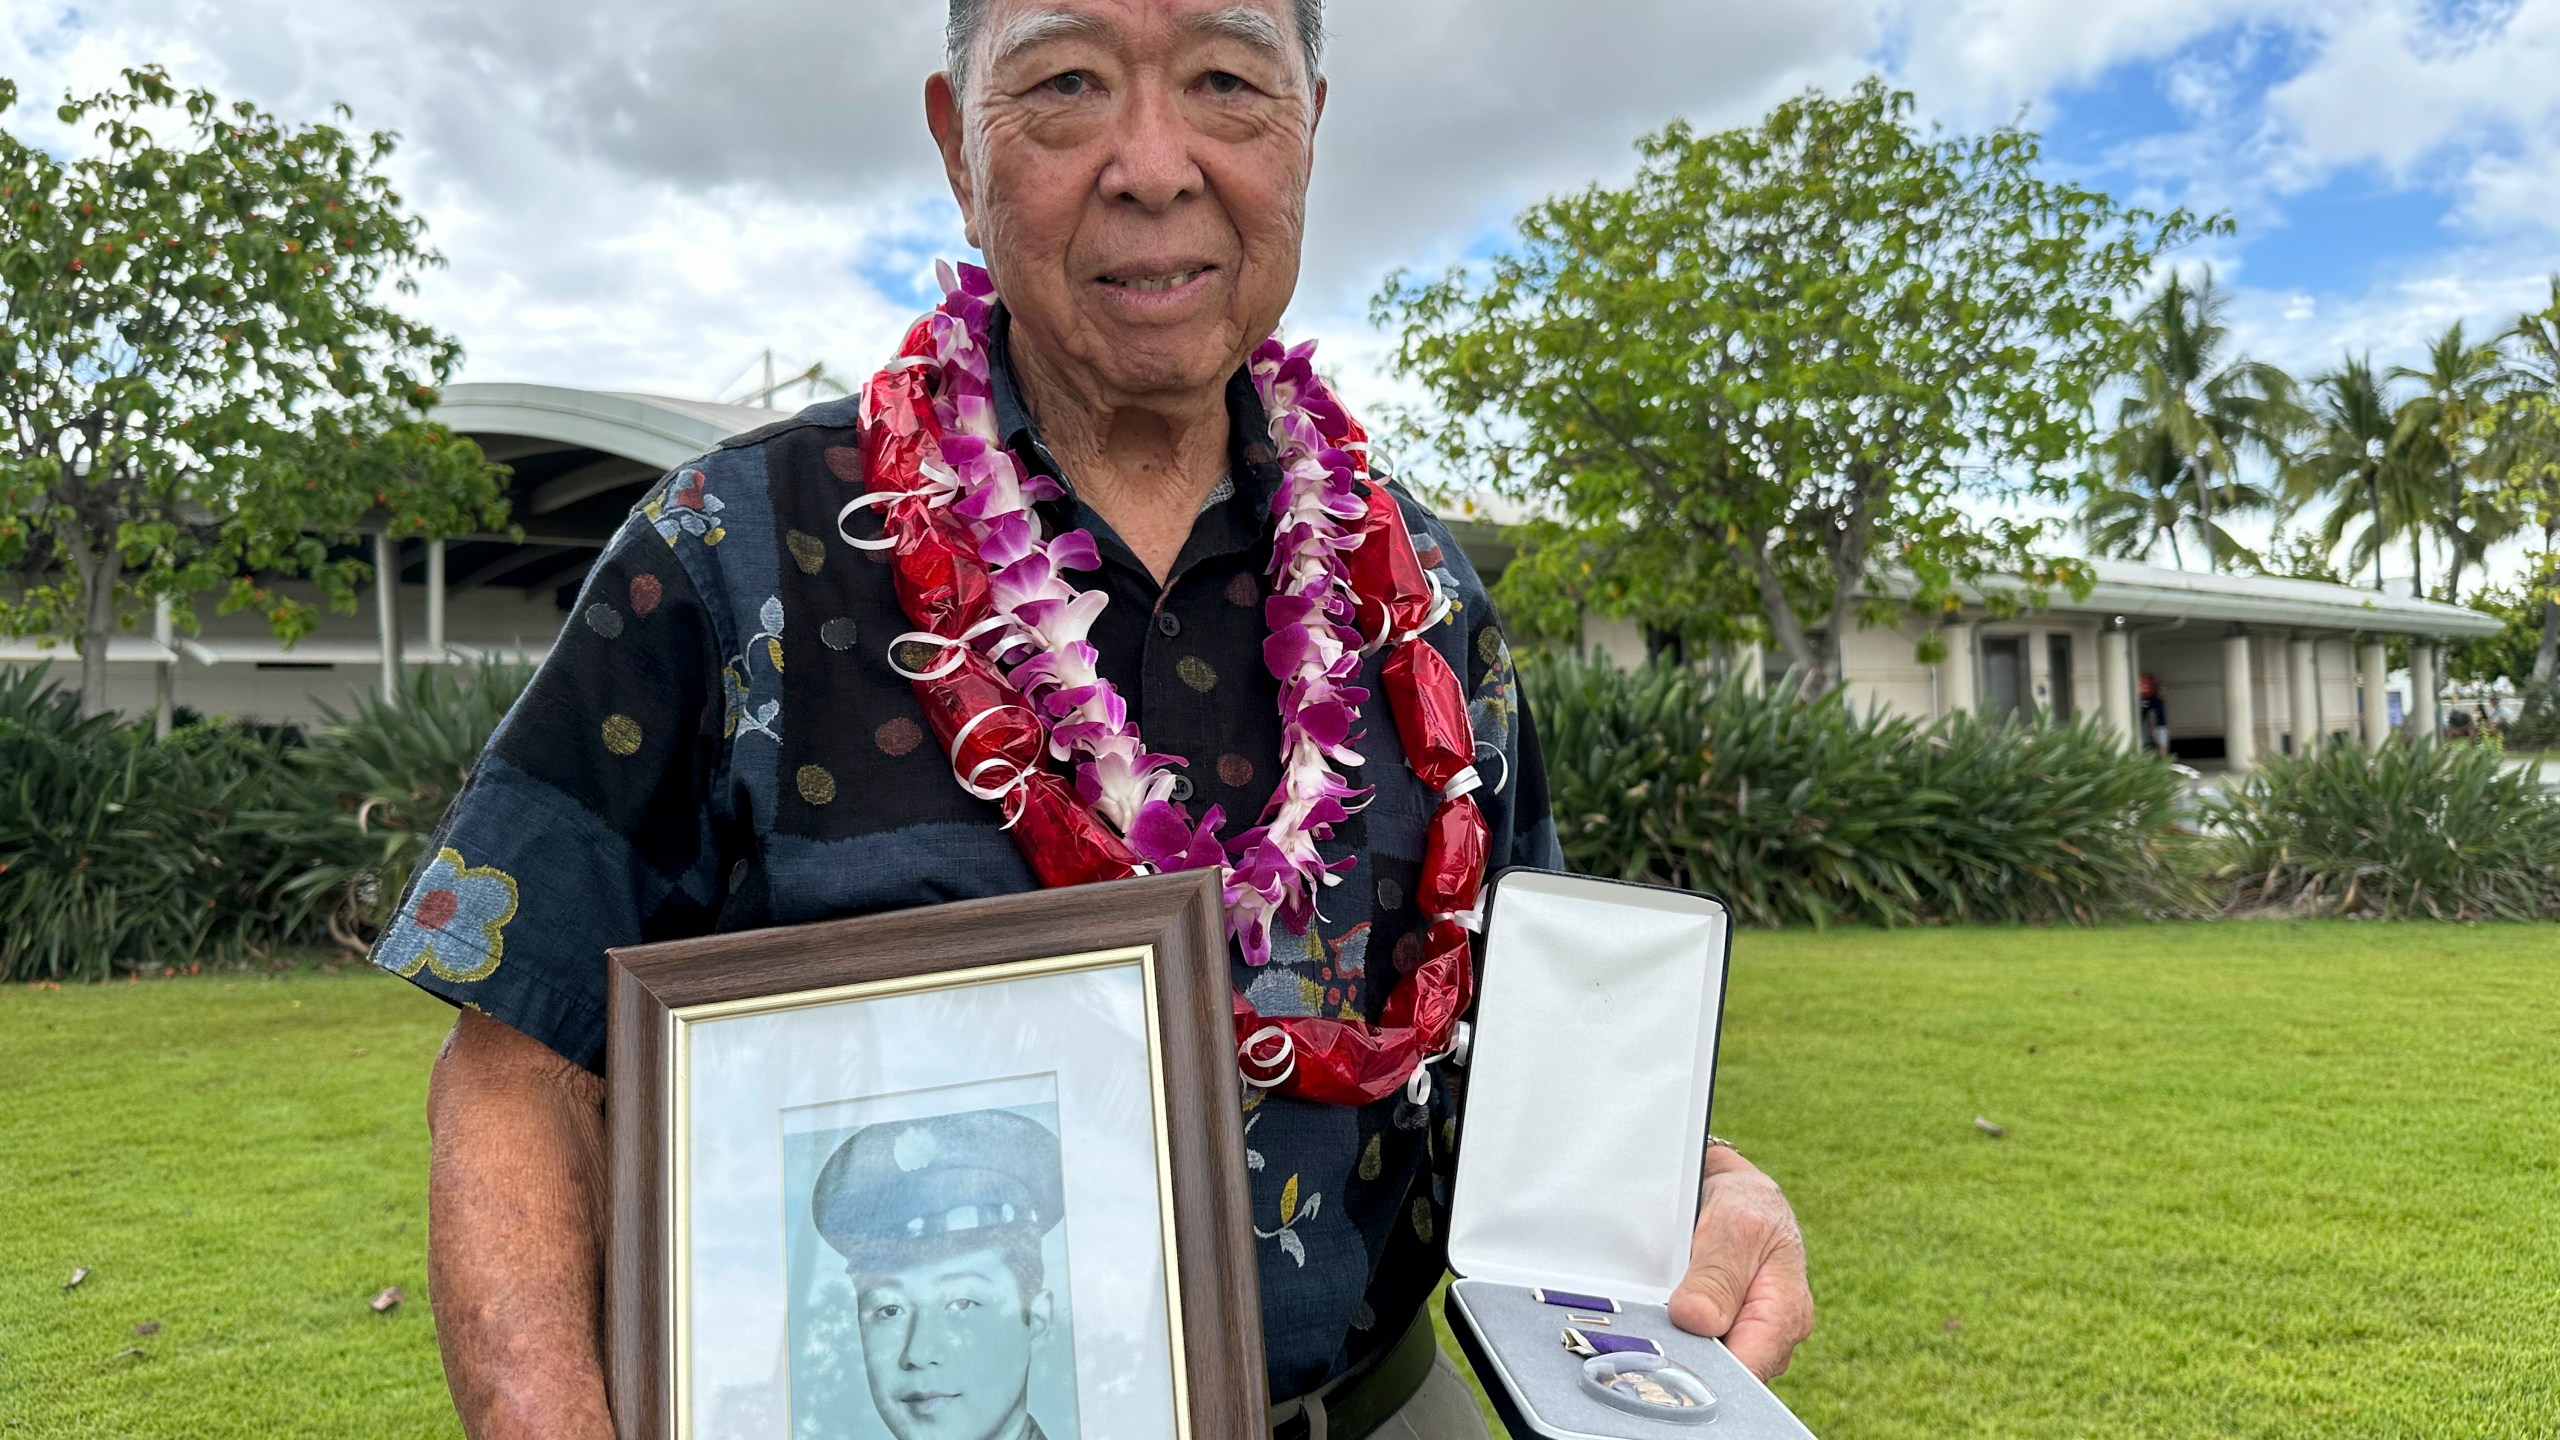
[606,871,1264,1440]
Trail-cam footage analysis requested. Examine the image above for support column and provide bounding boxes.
[152,597,175,740]
[1939,619,1977,718]
[2359,636,2391,751]
[426,539,448,658]
[2287,635,2319,757]
[375,531,404,705]
[2408,642,2439,742]
[2222,625,2258,774]
[2098,619,2134,749]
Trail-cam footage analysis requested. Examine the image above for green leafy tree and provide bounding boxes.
[2080,270,2294,574]
[2391,320,2513,601]
[2288,356,2424,594]
[0,68,507,715]
[2443,580,2540,688]
[1373,79,2205,693]
[2493,279,2560,680]
[2252,527,2347,585]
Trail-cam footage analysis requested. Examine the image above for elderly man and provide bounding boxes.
[389,3,1814,1437]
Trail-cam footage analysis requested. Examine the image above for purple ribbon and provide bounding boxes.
[1532,1287,1618,1314]
[1562,1329,1663,1359]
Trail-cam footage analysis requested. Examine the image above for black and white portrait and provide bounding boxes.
[678,958,1183,1440]
[783,1085,1081,1440]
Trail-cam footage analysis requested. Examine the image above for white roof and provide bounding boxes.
[422,400,2499,641]
[431,383,784,471]
[2041,558,2500,639]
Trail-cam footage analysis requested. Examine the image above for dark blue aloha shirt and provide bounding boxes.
[373,313,1560,1398]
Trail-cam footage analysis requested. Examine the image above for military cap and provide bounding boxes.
[813,1108,1065,1263]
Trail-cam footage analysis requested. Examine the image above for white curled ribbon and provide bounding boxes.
[886,629,973,682]
[1421,567,1456,633]
[835,475,962,552]
[1473,740,1512,798]
[1406,1021,1473,1106]
[1441,764,1484,803]
[1363,598,1395,655]
[1430,908,1485,934]
[949,703,1040,803]
[885,617,1019,683]
[1239,1026,1297,1091]
[836,490,916,552]
[858,354,935,424]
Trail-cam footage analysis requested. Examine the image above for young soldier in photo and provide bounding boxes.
[812,1110,1069,1440]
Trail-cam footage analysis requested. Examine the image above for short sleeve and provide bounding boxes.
[369,507,732,1071]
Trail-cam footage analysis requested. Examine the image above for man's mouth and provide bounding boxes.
[899,1390,962,1417]
[1098,266,1215,293]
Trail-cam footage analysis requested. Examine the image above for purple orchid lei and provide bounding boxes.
[907,263,1372,967]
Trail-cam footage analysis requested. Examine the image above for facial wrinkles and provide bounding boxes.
[962,1,1320,415]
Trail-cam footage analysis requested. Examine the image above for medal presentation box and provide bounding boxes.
[1444,871,1817,1440]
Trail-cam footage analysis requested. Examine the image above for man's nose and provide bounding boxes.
[901,1311,963,1368]
[1100,80,1204,212]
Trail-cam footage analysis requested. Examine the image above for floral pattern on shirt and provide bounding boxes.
[377,847,521,984]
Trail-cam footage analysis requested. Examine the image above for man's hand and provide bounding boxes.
[1666,1145,1814,1381]
[428,1008,616,1440]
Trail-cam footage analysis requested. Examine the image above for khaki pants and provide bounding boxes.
[1270,1320,1495,1440]
[1363,1357,1495,1440]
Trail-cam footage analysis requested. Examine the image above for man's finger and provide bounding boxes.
[1721,1308,1797,1382]
[1718,1252,1814,1381]
[1667,1247,1752,1337]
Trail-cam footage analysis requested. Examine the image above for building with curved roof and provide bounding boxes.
[4,382,2503,769]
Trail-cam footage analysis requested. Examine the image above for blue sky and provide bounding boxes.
[2026,24,2459,315]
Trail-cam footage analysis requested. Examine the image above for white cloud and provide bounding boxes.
[8,0,2560,530]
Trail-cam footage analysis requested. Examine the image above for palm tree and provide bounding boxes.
[2392,321,2513,599]
[2080,269,2295,572]
[2289,356,2436,594]
[2495,278,2560,677]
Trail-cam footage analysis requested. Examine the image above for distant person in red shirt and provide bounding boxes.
[2138,672,2169,755]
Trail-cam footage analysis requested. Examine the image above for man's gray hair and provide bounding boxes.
[946,1,1325,96]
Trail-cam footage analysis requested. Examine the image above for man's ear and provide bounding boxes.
[1026,1288,1054,1339]
[925,72,982,250]
[1304,75,1327,171]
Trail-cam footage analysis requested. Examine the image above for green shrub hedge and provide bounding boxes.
[1524,655,2202,926]
[254,659,531,945]
[2210,736,2560,920]
[15,653,2560,977]
[0,669,314,980]
[0,662,528,980]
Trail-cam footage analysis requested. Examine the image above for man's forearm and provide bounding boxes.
[427,1009,617,1440]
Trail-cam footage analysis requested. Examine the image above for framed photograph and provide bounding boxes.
[606,871,1264,1440]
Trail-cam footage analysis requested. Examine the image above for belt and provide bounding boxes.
[1267,1307,1440,1440]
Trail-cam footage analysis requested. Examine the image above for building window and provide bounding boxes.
[1981,635,2028,721]
[2047,634,2075,722]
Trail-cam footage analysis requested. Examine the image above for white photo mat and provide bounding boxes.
[673,954,1185,1440]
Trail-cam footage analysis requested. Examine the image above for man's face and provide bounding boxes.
[927,0,1324,408]
[855,1247,1051,1440]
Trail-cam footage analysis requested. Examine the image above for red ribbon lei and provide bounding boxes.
[852,286,1487,1108]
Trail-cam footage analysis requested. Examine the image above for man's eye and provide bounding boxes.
[947,1297,980,1312]
[1202,71,1248,96]
[869,1302,905,1321]
[1045,71,1091,97]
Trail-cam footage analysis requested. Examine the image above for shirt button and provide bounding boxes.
[1170,775,1197,803]
[1156,611,1183,638]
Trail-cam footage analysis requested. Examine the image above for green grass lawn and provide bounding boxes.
[7,924,2560,1438]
